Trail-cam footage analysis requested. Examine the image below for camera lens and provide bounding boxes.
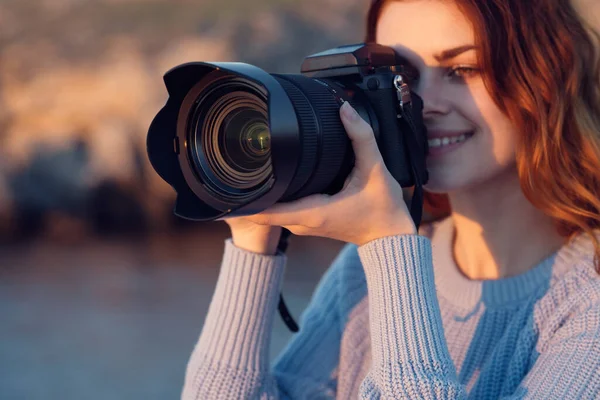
[188,79,273,198]
[170,70,357,216]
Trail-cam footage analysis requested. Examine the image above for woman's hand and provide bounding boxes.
[224,217,282,255]
[243,101,417,246]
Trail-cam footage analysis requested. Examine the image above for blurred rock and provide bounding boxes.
[87,180,148,238]
[9,139,91,215]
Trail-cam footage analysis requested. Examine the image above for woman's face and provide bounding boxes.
[376,0,518,194]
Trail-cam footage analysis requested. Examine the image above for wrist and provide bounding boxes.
[231,234,280,256]
[360,224,417,246]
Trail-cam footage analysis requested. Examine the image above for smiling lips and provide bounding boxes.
[427,130,474,148]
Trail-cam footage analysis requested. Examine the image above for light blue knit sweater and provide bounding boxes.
[182,217,600,399]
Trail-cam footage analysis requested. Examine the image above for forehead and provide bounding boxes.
[375,0,475,63]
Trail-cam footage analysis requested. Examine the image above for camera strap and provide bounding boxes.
[277,76,426,333]
[394,75,424,232]
[276,228,299,332]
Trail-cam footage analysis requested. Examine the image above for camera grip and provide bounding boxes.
[364,88,414,187]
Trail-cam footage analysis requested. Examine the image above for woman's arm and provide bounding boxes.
[182,240,351,400]
[357,234,467,399]
[181,239,286,399]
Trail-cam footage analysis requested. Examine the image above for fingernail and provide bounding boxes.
[341,101,359,121]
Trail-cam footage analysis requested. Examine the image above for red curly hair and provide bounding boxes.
[366,0,600,272]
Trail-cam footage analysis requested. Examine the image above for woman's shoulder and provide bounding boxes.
[549,229,600,285]
[534,230,600,346]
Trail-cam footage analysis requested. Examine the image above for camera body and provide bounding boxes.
[299,43,428,190]
[147,43,428,221]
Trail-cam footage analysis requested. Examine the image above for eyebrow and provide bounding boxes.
[434,45,478,61]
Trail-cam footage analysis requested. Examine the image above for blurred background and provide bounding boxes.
[0,0,368,398]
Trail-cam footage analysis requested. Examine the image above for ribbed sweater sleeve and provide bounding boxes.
[182,239,347,400]
[357,234,467,399]
[182,239,286,399]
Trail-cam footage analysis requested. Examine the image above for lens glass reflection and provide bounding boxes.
[190,80,273,193]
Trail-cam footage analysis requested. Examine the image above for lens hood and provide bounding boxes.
[147,62,301,221]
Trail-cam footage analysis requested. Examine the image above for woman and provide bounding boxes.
[182,0,600,398]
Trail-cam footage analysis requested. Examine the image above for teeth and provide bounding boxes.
[428,133,469,148]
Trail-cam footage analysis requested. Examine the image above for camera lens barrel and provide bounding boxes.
[272,74,352,201]
[169,68,358,219]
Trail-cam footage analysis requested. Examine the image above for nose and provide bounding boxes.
[413,77,451,118]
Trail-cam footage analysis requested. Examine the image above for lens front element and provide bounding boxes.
[221,106,271,171]
[179,69,351,215]
[243,121,271,156]
[188,77,274,200]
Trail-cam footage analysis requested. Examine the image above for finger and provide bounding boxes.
[244,193,330,228]
[340,101,384,173]
[341,168,356,191]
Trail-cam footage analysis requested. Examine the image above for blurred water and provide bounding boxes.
[0,224,344,399]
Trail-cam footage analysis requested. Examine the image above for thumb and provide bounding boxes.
[340,101,384,173]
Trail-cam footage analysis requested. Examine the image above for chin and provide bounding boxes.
[423,161,519,196]
[422,166,470,194]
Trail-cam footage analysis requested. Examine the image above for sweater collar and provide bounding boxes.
[428,217,595,310]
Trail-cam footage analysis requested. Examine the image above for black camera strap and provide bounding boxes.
[276,228,299,332]
[394,74,424,232]
[277,75,426,333]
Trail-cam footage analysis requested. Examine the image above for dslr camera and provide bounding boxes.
[147,43,429,222]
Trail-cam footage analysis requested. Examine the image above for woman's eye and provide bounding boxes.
[446,65,480,82]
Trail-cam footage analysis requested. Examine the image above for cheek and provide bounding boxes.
[423,84,518,194]
[466,85,518,165]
